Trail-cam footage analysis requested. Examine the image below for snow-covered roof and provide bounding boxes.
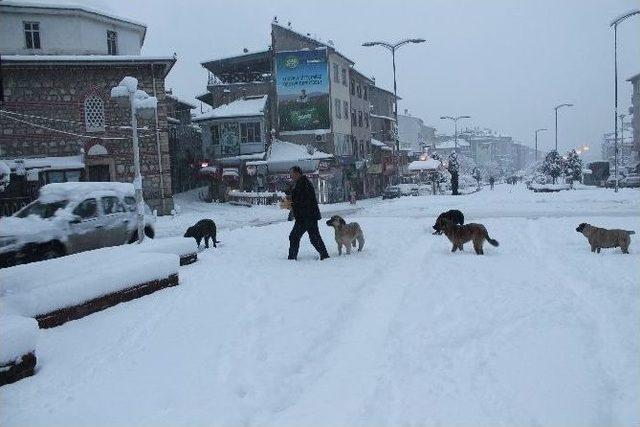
[370,139,393,151]
[200,49,270,67]
[246,139,332,166]
[166,94,196,109]
[2,55,176,76]
[4,155,84,171]
[435,139,470,149]
[370,113,396,122]
[408,159,441,171]
[0,1,147,29]
[271,22,355,65]
[192,96,268,121]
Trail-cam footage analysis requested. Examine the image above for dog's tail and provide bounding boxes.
[486,236,499,247]
[627,230,635,235]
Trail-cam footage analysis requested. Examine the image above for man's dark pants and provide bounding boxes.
[288,219,329,259]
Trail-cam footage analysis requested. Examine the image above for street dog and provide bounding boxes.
[433,209,464,234]
[440,218,499,255]
[184,219,219,248]
[576,223,634,254]
[325,215,365,255]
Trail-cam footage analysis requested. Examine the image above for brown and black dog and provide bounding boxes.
[440,218,499,255]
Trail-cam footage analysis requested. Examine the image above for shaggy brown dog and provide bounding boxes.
[440,219,499,255]
[576,223,634,254]
[326,215,365,255]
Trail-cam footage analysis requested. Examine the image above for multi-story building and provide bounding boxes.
[398,109,427,154]
[369,84,398,186]
[195,20,398,202]
[349,68,373,197]
[628,72,640,164]
[0,1,176,214]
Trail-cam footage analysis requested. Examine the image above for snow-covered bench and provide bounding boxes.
[0,315,38,386]
[130,237,198,265]
[1,248,180,328]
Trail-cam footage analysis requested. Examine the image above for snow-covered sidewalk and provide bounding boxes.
[1,185,638,426]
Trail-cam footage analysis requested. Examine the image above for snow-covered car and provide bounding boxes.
[619,174,640,188]
[395,183,420,196]
[0,182,155,268]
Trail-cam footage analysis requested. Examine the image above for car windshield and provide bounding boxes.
[15,200,69,219]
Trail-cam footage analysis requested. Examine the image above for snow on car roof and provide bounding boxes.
[39,182,135,203]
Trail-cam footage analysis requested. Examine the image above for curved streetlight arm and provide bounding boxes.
[362,38,426,51]
[555,103,573,110]
[610,9,640,27]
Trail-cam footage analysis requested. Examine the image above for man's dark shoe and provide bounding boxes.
[320,254,330,260]
[288,256,297,260]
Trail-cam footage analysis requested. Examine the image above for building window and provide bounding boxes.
[334,99,341,119]
[240,122,261,143]
[333,63,339,83]
[350,79,355,95]
[107,31,118,55]
[210,125,220,144]
[84,95,105,132]
[358,111,363,127]
[341,68,347,86]
[343,101,349,120]
[356,84,362,98]
[363,86,368,100]
[24,22,41,50]
[351,108,357,126]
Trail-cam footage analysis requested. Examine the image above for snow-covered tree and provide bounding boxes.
[541,150,564,184]
[472,167,482,187]
[457,153,477,176]
[448,152,460,195]
[563,150,583,184]
[0,161,10,193]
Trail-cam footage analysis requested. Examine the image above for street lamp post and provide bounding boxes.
[440,115,471,151]
[610,10,639,192]
[554,103,573,151]
[534,128,547,161]
[111,76,158,243]
[362,38,425,181]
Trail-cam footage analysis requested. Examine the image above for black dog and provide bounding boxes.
[432,210,464,235]
[184,219,219,248]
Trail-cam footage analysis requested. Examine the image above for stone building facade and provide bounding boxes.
[0,56,176,213]
[628,72,640,163]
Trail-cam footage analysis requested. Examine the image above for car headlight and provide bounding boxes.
[0,237,17,248]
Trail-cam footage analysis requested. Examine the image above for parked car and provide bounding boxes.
[604,176,620,188]
[382,186,402,200]
[0,182,155,268]
[395,183,420,196]
[620,174,640,188]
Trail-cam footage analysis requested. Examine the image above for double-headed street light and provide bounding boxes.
[111,76,158,243]
[610,9,639,193]
[554,103,573,151]
[362,38,425,154]
[440,115,471,151]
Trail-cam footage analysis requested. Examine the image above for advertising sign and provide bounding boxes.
[276,49,330,132]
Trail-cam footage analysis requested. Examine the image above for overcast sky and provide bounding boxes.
[46,0,640,158]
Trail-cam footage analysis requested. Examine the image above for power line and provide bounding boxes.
[0,113,154,140]
[0,108,151,131]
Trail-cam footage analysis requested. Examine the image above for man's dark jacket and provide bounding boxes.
[290,176,321,221]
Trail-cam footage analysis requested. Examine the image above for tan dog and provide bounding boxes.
[440,218,499,255]
[326,215,365,255]
[576,223,634,254]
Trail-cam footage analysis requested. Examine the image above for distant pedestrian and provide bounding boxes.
[489,176,495,190]
[287,166,330,261]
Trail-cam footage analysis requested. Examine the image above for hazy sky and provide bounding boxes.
[43,0,640,158]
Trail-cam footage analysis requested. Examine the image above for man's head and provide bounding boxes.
[290,166,303,182]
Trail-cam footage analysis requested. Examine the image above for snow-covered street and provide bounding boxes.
[2,185,639,427]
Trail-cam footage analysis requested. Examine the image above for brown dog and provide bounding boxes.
[326,215,365,255]
[576,223,634,254]
[440,218,499,255]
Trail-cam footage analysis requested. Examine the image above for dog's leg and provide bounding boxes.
[591,245,596,253]
[597,247,601,254]
[196,237,202,248]
[346,243,351,255]
[357,235,364,251]
[451,245,457,252]
[337,243,342,256]
[204,236,210,248]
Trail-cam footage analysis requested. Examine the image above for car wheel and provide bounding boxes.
[40,242,64,261]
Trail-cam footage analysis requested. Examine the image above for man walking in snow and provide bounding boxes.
[287,166,330,261]
[489,176,495,190]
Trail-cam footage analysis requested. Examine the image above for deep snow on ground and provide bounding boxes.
[1,184,639,427]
